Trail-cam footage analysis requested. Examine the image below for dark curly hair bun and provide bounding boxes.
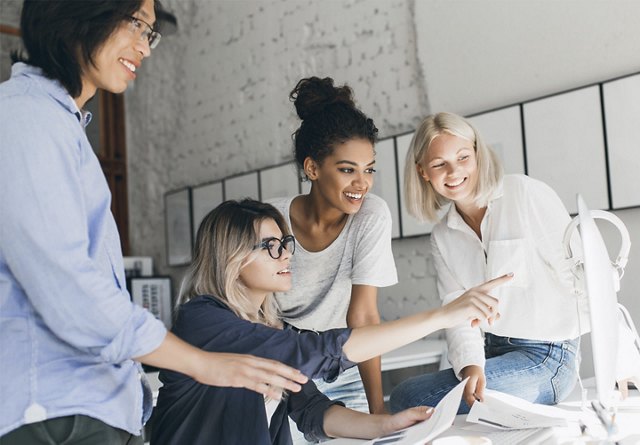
[289,76,377,171]
[290,77,355,120]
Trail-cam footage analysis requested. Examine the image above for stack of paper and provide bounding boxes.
[466,390,579,430]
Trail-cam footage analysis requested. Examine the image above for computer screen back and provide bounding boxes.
[577,194,619,408]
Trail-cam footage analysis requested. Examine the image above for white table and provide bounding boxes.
[325,378,640,444]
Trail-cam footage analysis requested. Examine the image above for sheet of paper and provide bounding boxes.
[466,389,573,430]
[365,378,468,445]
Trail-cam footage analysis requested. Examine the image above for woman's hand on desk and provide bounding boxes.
[461,365,486,408]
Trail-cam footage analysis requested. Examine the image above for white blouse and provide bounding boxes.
[430,174,589,378]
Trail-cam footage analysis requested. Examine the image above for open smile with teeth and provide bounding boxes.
[344,192,364,200]
[119,58,136,73]
[445,178,466,188]
[277,268,290,275]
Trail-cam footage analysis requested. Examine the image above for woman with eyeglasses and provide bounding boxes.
[268,78,395,442]
[151,199,509,445]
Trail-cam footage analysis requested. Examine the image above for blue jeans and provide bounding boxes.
[389,333,579,415]
[289,366,368,444]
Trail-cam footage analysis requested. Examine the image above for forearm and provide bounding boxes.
[135,331,206,381]
[323,405,388,439]
[135,330,308,399]
[347,298,385,413]
[346,285,386,412]
[358,357,385,413]
[343,310,445,363]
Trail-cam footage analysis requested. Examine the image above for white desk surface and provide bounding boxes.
[325,378,640,444]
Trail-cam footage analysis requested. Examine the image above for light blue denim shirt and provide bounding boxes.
[0,63,167,436]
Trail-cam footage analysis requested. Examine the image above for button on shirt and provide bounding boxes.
[0,63,167,436]
[430,174,589,378]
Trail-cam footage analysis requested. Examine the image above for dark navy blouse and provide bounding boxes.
[151,295,356,444]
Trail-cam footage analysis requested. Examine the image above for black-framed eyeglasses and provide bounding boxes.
[253,235,296,259]
[126,15,161,49]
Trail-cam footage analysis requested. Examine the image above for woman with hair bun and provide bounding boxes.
[269,77,394,440]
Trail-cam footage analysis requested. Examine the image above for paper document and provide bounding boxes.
[467,390,573,430]
[365,378,468,445]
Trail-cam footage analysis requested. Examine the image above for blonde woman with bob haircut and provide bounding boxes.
[403,112,502,222]
[390,111,584,415]
[151,199,509,445]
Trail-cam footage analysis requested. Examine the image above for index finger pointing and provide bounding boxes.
[476,273,513,292]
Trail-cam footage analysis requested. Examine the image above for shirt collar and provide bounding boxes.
[12,62,92,128]
[444,177,505,229]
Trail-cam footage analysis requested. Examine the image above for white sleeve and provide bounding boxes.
[431,233,485,378]
[351,196,398,287]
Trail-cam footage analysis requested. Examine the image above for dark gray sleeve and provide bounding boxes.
[287,380,345,442]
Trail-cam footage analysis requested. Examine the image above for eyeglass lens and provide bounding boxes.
[266,236,295,259]
[129,16,161,49]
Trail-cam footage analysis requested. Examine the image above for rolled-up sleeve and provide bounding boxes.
[288,380,345,442]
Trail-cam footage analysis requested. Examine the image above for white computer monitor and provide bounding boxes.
[577,194,619,409]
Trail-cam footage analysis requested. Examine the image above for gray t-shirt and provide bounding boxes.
[269,193,398,331]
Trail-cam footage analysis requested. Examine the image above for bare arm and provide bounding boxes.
[347,285,385,414]
[323,405,432,439]
[135,331,307,401]
[342,275,510,364]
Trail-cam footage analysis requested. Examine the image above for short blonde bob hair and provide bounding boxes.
[403,112,503,222]
[178,199,290,327]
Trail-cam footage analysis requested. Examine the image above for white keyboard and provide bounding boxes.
[486,428,554,445]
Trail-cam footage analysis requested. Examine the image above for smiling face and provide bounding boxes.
[239,218,293,310]
[306,138,376,215]
[417,132,479,207]
[78,0,155,107]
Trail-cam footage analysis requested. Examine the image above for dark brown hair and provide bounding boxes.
[290,76,378,173]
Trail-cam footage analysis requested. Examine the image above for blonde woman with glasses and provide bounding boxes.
[390,112,583,415]
[151,199,509,445]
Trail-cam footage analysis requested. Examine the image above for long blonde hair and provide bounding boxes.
[178,199,289,327]
[404,112,503,221]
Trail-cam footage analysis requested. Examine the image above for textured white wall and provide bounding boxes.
[0,0,21,25]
